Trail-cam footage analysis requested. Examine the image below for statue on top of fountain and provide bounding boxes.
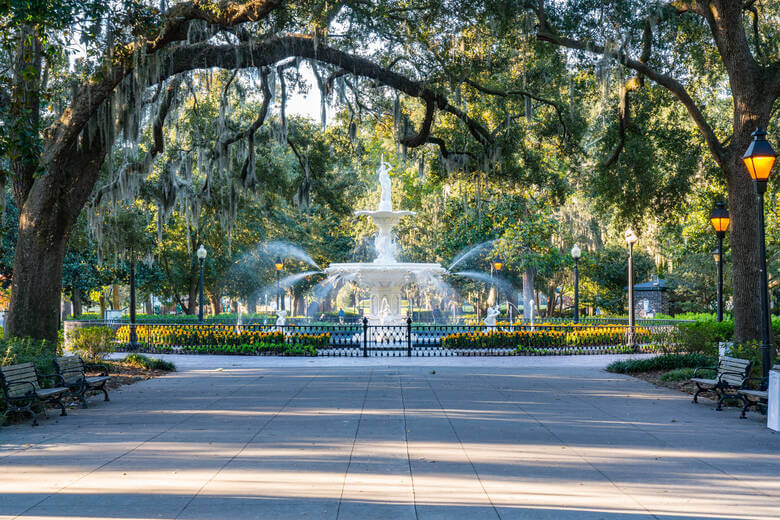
[377,157,393,211]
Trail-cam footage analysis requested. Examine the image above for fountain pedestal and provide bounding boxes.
[324,159,446,326]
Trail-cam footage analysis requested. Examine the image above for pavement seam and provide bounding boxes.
[399,374,420,520]
[173,373,317,519]
[335,368,374,520]
[425,376,503,520]
[10,372,266,520]
[567,371,780,501]
[491,378,661,519]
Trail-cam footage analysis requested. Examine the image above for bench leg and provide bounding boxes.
[740,397,752,419]
[101,384,110,402]
[47,396,67,417]
[5,401,39,427]
[692,383,710,404]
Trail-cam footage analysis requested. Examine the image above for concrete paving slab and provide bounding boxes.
[1,355,778,519]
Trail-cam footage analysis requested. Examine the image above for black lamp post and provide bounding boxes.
[743,127,776,380]
[571,244,581,323]
[128,249,138,350]
[492,256,503,319]
[624,228,639,349]
[709,202,730,322]
[197,245,207,322]
[275,257,284,311]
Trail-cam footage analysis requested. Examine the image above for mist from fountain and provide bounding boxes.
[452,270,517,294]
[447,239,497,272]
[263,241,320,269]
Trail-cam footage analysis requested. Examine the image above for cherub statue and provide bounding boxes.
[483,305,500,328]
[378,298,392,325]
[275,309,288,327]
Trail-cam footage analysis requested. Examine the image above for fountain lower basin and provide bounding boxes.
[325,262,446,325]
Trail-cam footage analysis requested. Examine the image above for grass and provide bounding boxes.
[122,353,176,371]
[659,367,696,382]
[606,353,714,374]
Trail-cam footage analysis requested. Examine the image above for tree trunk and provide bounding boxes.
[112,282,120,310]
[247,294,257,314]
[522,268,535,322]
[144,294,153,315]
[5,138,106,341]
[71,289,82,318]
[210,293,221,316]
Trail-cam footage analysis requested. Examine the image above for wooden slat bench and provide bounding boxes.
[690,356,753,411]
[1,362,69,426]
[54,355,110,408]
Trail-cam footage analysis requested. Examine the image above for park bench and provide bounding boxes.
[690,356,753,411]
[54,355,110,408]
[738,377,768,419]
[0,362,69,426]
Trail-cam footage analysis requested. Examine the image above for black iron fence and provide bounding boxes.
[67,317,692,357]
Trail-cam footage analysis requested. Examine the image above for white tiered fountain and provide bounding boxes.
[325,159,446,325]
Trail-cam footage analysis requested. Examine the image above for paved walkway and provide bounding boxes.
[1,355,778,520]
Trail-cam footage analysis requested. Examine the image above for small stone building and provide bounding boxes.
[633,278,668,318]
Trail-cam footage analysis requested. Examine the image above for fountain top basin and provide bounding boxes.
[325,262,446,277]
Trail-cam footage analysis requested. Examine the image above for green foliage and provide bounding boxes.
[1,336,56,370]
[122,353,175,372]
[660,368,696,382]
[69,326,116,362]
[0,336,57,410]
[177,343,317,356]
[580,246,655,314]
[606,353,715,374]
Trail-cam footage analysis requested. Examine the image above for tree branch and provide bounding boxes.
[534,7,726,166]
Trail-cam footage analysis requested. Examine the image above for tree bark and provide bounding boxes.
[247,294,257,314]
[71,289,82,318]
[210,293,221,316]
[144,294,153,315]
[5,138,106,341]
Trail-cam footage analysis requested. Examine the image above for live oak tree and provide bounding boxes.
[526,0,778,342]
[0,0,522,341]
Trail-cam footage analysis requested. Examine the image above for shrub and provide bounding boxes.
[1,336,57,411]
[606,353,714,374]
[122,353,175,371]
[69,326,116,362]
[660,368,696,382]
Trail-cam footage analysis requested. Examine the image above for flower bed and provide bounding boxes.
[115,325,329,350]
[441,324,652,349]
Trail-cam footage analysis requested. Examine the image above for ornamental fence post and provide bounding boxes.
[407,317,412,357]
[362,317,368,357]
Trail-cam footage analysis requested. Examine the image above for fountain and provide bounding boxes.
[325,159,446,325]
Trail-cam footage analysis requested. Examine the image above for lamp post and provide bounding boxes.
[571,244,581,323]
[128,248,138,350]
[624,228,639,349]
[709,201,730,322]
[197,245,207,322]
[743,127,776,380]
[275,257,284,311]
[492,256,503,320]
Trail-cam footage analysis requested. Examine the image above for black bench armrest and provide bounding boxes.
[692,366,717,378]
[83,363,109,376]
[740,376,768,391]
[4,381,37,397]
[38,373,67,388]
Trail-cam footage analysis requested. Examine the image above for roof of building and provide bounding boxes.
[634,278,668,291]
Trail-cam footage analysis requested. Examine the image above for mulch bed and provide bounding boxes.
[632,370,697,395]
[99,361,171,390]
